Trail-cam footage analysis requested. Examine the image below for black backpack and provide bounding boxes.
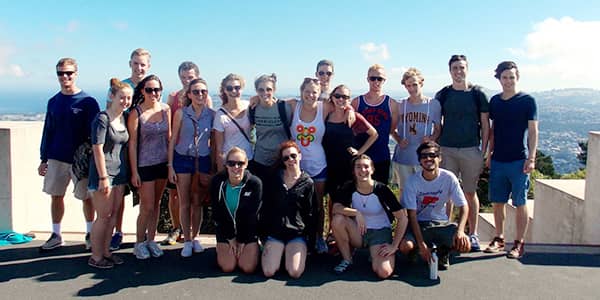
[248,100,292,140]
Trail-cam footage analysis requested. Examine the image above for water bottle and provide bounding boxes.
[429,244,438,280]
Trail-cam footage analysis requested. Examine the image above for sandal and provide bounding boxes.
[88,257,114,269]
[105,254,124,265]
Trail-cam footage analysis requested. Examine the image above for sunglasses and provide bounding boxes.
[283,153,298,162]
[318,71,333,76]
[419,152,440,159]
[257,87,273,93]
[144,87,162,94]
[226,160,245,168]
[303,77,319,84]
[368,76,385,82]
[225,85,242,92]
[191,89,208,96]
[332,93,350,100]
[56,71,76,77]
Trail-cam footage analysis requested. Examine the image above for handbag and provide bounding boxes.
[72,141,92,181]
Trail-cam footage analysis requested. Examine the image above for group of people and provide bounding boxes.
[38,50,538,278]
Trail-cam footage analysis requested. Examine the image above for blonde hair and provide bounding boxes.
[109,78,133,95]
[254,73,277,90]
[300,77,320,95]
[219,73,245,105]
[56,57,77,70]
[368,64,385,74]
[130,48,151,60]
[401,67,424,85]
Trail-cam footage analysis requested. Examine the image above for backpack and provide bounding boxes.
[435,83,485,126]
[248,100,292,140]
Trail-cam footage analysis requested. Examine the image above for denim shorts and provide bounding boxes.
[311,167,328,182]
[173,152,211,174]
[489,159,529,207]
[363,227,392,247]
[266,235,307,245]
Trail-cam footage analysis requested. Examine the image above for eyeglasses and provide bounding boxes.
[191,89,208,96]
[283,153,298,162]
[225,85,242,92]
[368,76,385,82]
[419,152,440,159]
[257,87,273,93]
[226,160,245,168]
[318,71,333,76]
[144,87,162,94]
[56,71,75,77]
[332,93,350,100]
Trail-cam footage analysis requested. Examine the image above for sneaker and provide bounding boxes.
[109,232,123,251]
[333,259,352,274]
[438,253,450,270]
[469,234,481,252]
[133,242,150,260]
[85,233,92,250]
[161,229,178,246]
[507,240,525,259]
[484,236,505,253]
[181,241,193,257]
[146,240,164,258]
[175,228,184,243]
[315,237,328,254]
[88,257,114,269]
[40,233,64,251]
[192,239,205,253]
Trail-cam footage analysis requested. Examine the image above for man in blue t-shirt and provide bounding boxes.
[399,141,471,271]
[38,57,100,251]
[435,54,490,251]
[484,61,538,259]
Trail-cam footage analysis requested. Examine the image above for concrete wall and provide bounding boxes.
[532,180,585,244]
[0,122,138,234]
[583,131,600,244]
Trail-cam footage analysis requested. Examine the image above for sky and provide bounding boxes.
[1,0,599,99]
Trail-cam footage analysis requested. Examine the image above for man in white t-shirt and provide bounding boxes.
[399,141,471,270]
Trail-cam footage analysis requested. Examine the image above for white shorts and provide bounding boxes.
[43,159,89,200]
[391,162,421,190]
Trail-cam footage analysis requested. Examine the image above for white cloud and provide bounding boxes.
[112,21,129,31]
[359,42,390,62]
[0,43,25,78]
[509,17,600,90]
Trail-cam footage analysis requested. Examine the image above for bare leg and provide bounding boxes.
[177,174,193,241]
[464,191,479,235]
[51,195,65,224]
[285,241,308,279]
[515,205,529,242]
[261,241,285,277]
[216,242,237,273]
[237,242,259,274]
[146,179,167,241]
[370,245,395,279]
[330,214,362,262]
[168,187,180,231]
[492,203,506,238]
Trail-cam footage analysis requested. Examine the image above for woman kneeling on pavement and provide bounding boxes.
[210,147,262,273]
[330,154,408,278]
[260,141,316,279]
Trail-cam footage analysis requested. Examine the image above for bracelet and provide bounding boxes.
[166,163,172,167]
[99,176,108,180]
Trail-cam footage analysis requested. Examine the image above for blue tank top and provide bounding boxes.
[356,95,392,163]
[175,105,215,157]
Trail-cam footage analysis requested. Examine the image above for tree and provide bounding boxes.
[535,150,556,178]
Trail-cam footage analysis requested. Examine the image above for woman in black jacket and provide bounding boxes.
[260,141,316,279]
[210,147,262,273]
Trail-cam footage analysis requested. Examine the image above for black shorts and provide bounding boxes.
[138,162,168,182]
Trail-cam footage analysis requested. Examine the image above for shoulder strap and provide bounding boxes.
[470,84,482,115]
[249,106,256,125]
[277,101,292,140]
[219,107,251,143]
[435,85,451,115]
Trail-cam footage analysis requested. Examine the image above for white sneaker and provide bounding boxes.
[192,239,205,253]
[181,241,193,257]
[133,242,150,260]
[146,240,164,258]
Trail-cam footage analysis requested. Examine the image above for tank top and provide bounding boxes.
[290,101,326,177]
[175,105,214,157]
[169,92,184,121]
[136,104,169,167]
[356,95,392,163]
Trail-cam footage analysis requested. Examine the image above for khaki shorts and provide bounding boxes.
[43,159,89,200]
[440,146,483,193]
[391,162,421,190]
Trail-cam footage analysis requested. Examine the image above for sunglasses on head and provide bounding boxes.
[191,89,208,96]
[283,153,298,162]
[226,160,245,168]
[332,93,350,100]
[419,152,439,159]
[257,87,273,93]
[144,87,162,94]
[56,71,75,77]
[368,76,385,82]
[318,71,333,76]
[225,85,241,92]
[303,77,319,84]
